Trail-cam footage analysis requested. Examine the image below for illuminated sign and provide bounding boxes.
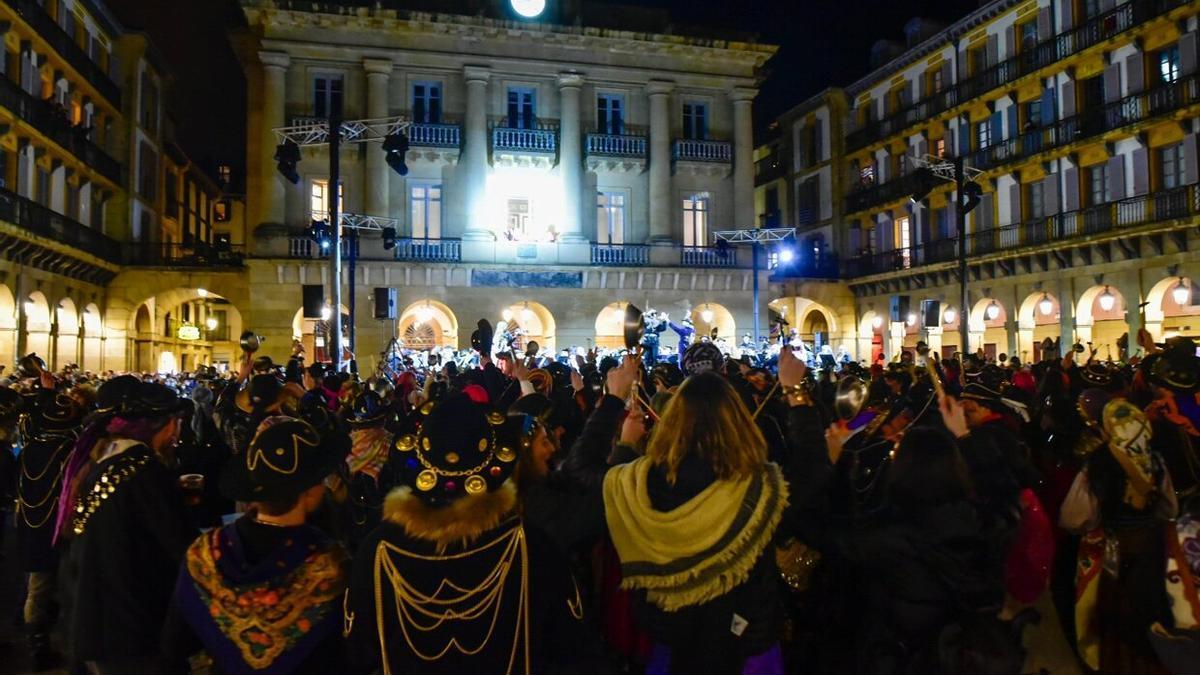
[178,324,201,341]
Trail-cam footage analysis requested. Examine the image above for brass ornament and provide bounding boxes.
[415,470,438,491]
[422,437,431,451]
[464,475,487,495]
[477,438,488,452]
[496,446,516,462]
[420,402,435,416]
[445,452,460,465]
[487,411,505,426]
[395,435,417,452]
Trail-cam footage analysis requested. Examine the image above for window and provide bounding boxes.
[934,207,950,238]
[218,164,231,187]
[682,102,708,140]
[1161,142,1186,189]
[597,94,624,135]
[505,199,531,240]
[930,68,944,94]
[140,73,158,134]
[934,138,946,158]
[310,179,344,220]
[313,75,344,118]
[682,193,709,247]
[1028,180,1045,220]
[969,46,988,75]
[506,87,536,129]
[1024,100,1041,130]
[976,120,990,150]
[596,191,626,244]
[1020,21,1038,51]
[797,177,818,226]
[859,163,876,185]
[412,81,442,124]
[1088,163,1111,206]
[410,183,442,239]
[894,216,912,268]
[1160,45,1181,85]
[165,172,178,218]
[66,183,79,220]
[137,142,156,200]
[1084,0,1101,18]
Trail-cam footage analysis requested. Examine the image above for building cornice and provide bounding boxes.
[241,2,777,69]
[843,0,1024,97]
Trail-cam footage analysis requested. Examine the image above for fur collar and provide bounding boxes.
[383,482,518,550]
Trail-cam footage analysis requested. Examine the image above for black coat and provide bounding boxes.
[15,434,73,572]
[61,444,198,663]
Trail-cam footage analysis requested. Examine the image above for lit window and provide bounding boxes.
[682,193,709,247]
[934,139,946,158]
[310,179,344,221]
[410,183,442,239]
[894,216,911,268]
[596,191,625,244]
[1160,45,1181,84]
[976,120,990,150]
[1088,164,1111,206]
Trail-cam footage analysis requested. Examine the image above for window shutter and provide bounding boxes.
[899,86,911,108]
[947,200,958,237]
[1184,133,1199,186]
[1107,155,1126,200]
[1009,182,1022,225]
[959,121,970,153]
[1099,0,1114,11]
[1005,26,1016,60]
[1043,174,1060,214]
[947,123,957,155]
[978,192,994,231]
[987,35,999,68]
[911,78,922,105]
[1131,147,1149,195]
[1006,106,1018,140]
[940,61,952,89]
[1064,167,1080,211]
[1103,63,1121,103]
[990,111,1003,146]
[1125,52,1144,94]
[1058,0,1074,30]
[917,138,928,158]
[1040,86,1056,123]
[1181,32,1198,76]
[957,49,968,78]
[878,216,892,251]
[1037,8,1052,43]
[1061,80,1076,118]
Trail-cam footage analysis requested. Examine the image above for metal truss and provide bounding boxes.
[713,227,797,244]
[311,210,398,231]
[909,154,984,184]
[273,116,412,147]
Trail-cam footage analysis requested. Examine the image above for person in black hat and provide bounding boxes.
[345,393,594,674]
[1142,334,1200,497]
[15,392,83,670]
[164,417,348,674]
[59,380,197,674]
[955,383,1039,532]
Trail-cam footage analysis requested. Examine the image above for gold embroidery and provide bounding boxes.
[245,428,319,476]
[73,453,153,536]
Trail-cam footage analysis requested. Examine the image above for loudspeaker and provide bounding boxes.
[922,300,941,328]
[302,285,324,319]
[374,288,397,320]
[889,295,910,324]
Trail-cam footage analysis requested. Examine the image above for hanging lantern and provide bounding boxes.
[943,307,957,324]
[1098,286,1115,312]
[985,300,1000,321]
[1038,293,1053,316]
[1172,278,1190,306]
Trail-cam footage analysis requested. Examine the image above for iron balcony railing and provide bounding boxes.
[0,74,122,183]
[681,246,738,268]
[673,139,732,163]
[408,122,461,148]
[585,133,647,158]
[770,253,841,281]
[590,243,649,266]
[12,0,121,106]
[845,0,1188,152]
[846,72,1200,214]
[394,237,462,263]
[122,242,246,267]
[492,127,557,153]
[850,183,1200,276]
[0,186,120,263]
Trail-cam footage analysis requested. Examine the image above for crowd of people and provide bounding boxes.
[0,320,1198,674]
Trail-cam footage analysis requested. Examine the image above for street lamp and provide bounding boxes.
[205,316,218,331]
[1039,293,1054,316]
[701,304,714,324]
[985,300,1000,321]
[1173,278,1191,305]
[197,288,208,298]
[1098,286,1116,312]
[520,303,535,324]
[872,315,883,330]
[906,313,916,326]
[943,307,957,324]
[320,306,332,322]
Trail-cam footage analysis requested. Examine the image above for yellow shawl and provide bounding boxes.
[602,457,787,612]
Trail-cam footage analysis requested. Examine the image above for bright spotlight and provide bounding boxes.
[871,316,883,329]
[906,313,916,326]
[320,306,332,321]
[1039,294,1053,316]
[197,288,208,298]
[778,248,795,264]
[1098,286,1115,312]
[943,307,957,324]
[985,301,1000,321]
[205,316,218,331]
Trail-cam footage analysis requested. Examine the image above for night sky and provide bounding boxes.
[107,0,979,187]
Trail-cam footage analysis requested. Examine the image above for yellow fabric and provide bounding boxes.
[602,457,787,612]
[1074,528,1105,671]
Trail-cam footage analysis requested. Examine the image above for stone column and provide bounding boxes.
[460,66,492,241]
[259,51,290,227]
[647,80,674,243]
[730,87,756,230]
[556,73,585,242]
[364,59,392,219]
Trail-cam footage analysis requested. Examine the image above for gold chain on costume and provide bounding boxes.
[72,453,153,536]
[16,440,71,529]
[372,522,530,675]
[21,440,70,482]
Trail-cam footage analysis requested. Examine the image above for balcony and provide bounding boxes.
[846,72,1200,214]
[844,0,1188,153]
[394,238,461,263]
[12,0,121,106]
[673,139,732,163]
[590,243,649,266]
[586,132,647,172]
[681,246,738,268]
[122,242,246,267]
[288,236,359,259]
[491,123,557,167]
[771,253,841,281]
[0,75,122,183]
[755,153,786,185]
[0,186,119,264]
[408,122,461,148]
[849,183,1200,277]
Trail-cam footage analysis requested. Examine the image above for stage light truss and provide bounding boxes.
[909,154,984,184]
[310,211,398,232]
[712,228,797,244]
[273,116,412,147]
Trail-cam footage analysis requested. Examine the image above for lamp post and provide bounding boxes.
[273,115,409,372]
[712,227,796,343]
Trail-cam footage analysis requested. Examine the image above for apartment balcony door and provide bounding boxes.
[507,88,536,129]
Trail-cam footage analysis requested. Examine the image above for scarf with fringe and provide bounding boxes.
[347,426,391,481]
[602,458,787,612]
